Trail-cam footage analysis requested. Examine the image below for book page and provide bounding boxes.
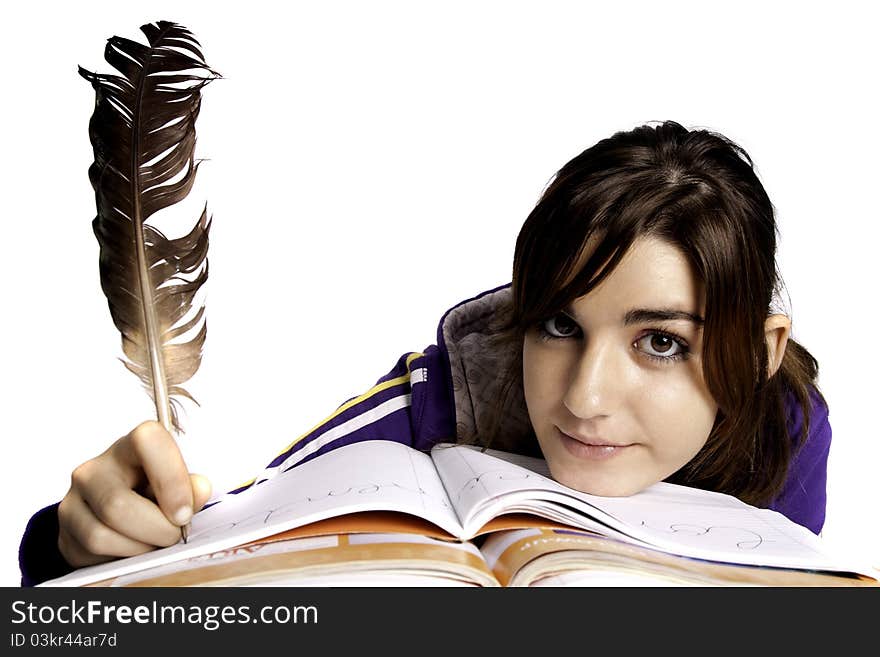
[431,444,551,508]
[432,444,625,539]
[42,440,462,587]
[431,443,877,576]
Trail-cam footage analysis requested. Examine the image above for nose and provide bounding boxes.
[562,338,620,419]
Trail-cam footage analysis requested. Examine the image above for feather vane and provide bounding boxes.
[80,21,220,433]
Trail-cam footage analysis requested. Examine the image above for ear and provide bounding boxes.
[764,314,791,379]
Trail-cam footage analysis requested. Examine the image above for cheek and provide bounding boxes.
[522,341,565,421]
[634,369,718,453]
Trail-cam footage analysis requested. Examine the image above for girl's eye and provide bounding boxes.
[539,313,581,339]
[634,332,689,362]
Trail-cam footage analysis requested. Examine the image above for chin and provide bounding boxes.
[549,465,646,498]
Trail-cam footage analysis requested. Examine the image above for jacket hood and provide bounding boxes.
[437,284,537,453]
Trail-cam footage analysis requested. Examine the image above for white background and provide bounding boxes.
[1,1,877,586]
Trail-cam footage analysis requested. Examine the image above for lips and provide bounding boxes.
[557,427,629,448]
[556,426,633,461]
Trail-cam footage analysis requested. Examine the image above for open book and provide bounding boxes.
[41,440,879,587]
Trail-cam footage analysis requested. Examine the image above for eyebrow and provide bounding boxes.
[560,305,705,326]
[623,308,705,326]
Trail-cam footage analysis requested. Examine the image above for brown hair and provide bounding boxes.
[483,120,822,506]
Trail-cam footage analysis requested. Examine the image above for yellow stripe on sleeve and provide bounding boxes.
[272,351,425,459]
[224,352,425,495]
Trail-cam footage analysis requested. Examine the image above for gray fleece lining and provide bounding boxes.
[441,287,536,453]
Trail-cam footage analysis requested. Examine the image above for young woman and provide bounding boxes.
[19,120,830,586]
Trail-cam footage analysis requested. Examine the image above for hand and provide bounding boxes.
[57,420,213,568]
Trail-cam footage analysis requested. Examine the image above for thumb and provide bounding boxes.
[189,473,213,512]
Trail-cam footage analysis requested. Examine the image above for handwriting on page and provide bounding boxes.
[592,490,818,561]
[259,481,448,523]
[187,441,459,544]
[440,444,806,561]
[192,480,450,542]
[639,521,772,550]
[455,469,533,503]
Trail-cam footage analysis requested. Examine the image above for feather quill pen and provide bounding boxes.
[79,21,220,539]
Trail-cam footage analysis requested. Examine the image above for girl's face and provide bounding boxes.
[522,236,718,496]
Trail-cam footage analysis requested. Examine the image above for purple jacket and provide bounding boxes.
[18,284,832,586]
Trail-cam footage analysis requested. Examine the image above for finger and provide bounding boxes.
[136,473,211,516]
[78,473,187,548]
[190,474,213,512]
[114,421,194,527]
[71,442,184,547]
[59,490,157,560]
[58,527,115,569]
